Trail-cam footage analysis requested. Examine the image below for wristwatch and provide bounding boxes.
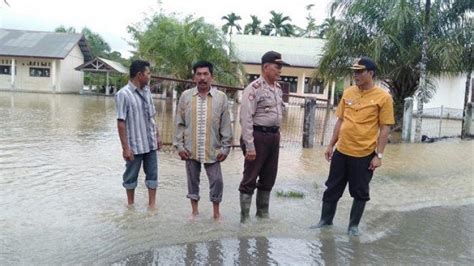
[376,153,383,159]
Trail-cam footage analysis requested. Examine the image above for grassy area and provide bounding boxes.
[275,190,305,199]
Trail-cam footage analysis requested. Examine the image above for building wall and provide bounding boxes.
[0,44,84,93]
[0,57,54,91]
[423,74,468,110]
[0,57,12,88]
[58,44,84,93]
[242,64,329,100]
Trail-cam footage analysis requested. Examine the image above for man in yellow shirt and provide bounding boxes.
[311,57,395,236]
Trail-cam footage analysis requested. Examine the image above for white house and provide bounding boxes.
[232,34,336,104]
[0,29,92,93]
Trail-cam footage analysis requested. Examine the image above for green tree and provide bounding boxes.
[221,12,242,35]
[128,13,243,94]
[430,0,473,138]
[54,25,77,33]
[81,27,111,58]
[302,4,319,38]
[318,0,470,126]
[244,15,262,35]
[263,11,295,36]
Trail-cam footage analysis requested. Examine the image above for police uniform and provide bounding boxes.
[238,50,289,222]
[239,77,284,194]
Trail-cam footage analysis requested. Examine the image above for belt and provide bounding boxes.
[253,125,280,133]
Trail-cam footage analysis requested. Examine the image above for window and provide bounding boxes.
[30,67,50,77]
[304,78,325,94]
[0,65,11,75]
[246,74,260,84]
[279,76,298,93]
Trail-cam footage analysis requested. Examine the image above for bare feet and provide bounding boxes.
[189,212,199,221]
[213,213,222,223]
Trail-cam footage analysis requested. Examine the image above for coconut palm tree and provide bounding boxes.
[318,0,468,126]
[221,12,242,36]
[244,15,262,35]
[302,4,319,38]
[263,11,295,37]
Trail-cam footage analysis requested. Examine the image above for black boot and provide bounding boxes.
[240,193,253,223]
[256,190,271,218]
[310,201,338,229]
[348,199,366,236]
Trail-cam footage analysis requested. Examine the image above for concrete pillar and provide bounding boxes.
[10,58,15,89]
[464,102,473,138]
[303,98,317,148]
[51,60,57,92]
[402,97,414,142]
[105,71,110,95]
[298,72,306,95]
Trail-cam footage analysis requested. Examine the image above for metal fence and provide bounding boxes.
[411,106,464,140]
[149,75,334,150]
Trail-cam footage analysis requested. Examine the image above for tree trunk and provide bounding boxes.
[461,71,472,138]
[414,0,431,142]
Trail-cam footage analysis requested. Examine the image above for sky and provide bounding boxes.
[0,0,333,58]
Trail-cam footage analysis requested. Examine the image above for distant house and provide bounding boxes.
[232,34,335,103]
[0,29,92,93]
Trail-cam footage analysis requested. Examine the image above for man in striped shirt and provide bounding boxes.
[174,61,232,221]
[115,60,162,209]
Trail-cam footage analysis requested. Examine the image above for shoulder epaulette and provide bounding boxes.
[251,80,261,89]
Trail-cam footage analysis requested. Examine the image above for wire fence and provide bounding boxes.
[145,76,469,149]
[412,106,463,139]
[149,75,335,151]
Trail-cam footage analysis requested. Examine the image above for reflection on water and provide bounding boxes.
[0,92,473,264]
[116,205,473,265]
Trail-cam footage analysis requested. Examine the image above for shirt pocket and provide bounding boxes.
[356,102,379,123]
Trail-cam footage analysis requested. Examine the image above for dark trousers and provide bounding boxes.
[239,131,280,194]
[322,149,375,202]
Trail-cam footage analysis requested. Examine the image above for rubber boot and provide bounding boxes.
[256,190,271,218]
[347,199,366,236]
[240,193,253,223]
[310,201,338,229]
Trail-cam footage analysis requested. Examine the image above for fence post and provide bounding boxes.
[438,105,444,138]
[402,97,414,142]
[303,98,317,148]
[464,102,473,138]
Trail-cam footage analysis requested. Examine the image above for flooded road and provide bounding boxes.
[0,92,473,265]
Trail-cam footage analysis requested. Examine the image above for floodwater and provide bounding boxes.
[0,92,473,265]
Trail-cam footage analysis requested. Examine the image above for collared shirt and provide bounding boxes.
[174,86,233,163]
[336,85,395,157]
[240,77,284,151]
[115,81,158,155]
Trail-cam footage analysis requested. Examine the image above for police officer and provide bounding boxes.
[238,51,289,223]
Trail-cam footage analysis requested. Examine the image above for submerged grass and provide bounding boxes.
[275,190,305,199]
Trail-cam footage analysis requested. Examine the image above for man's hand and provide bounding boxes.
[216,153,227,162]
[178,150,191,160]
[123,148,134,161]
[245,149,257,161]
[368,156,382,170]
[324,145,334,162]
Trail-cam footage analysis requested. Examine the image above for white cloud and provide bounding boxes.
[0,0,331,58]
